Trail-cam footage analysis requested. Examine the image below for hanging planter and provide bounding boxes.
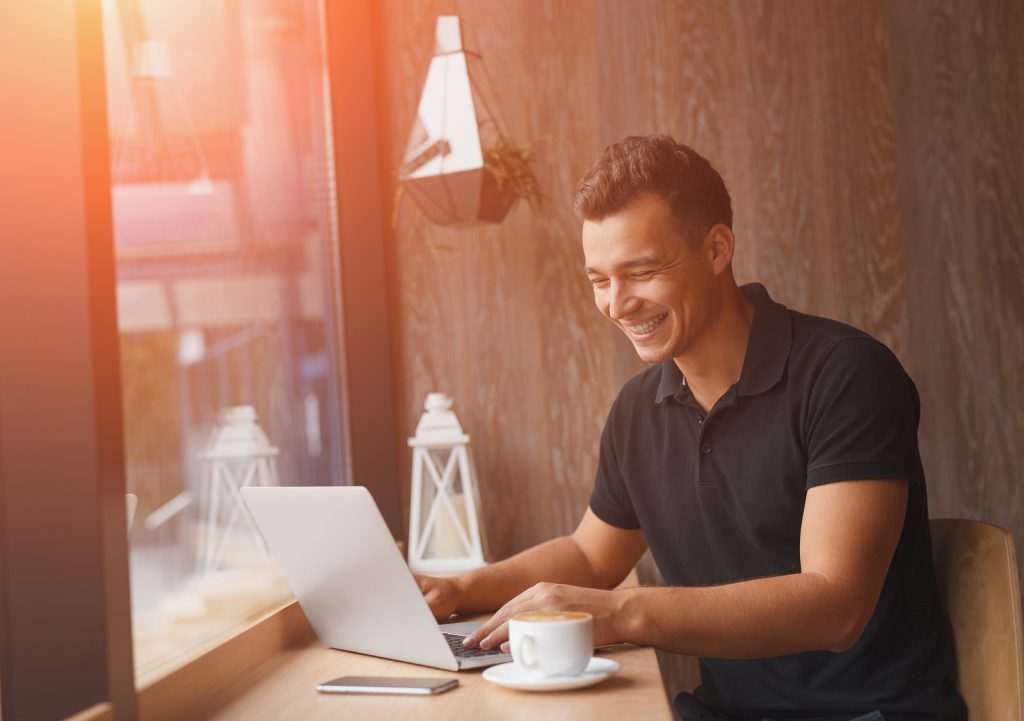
[397,16,541,228]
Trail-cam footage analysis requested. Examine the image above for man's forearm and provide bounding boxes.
[618,571,867,658]
[452,536,605,615]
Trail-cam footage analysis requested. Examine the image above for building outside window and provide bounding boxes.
[100,0,346,679]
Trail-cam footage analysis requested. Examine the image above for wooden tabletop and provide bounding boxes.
[135,569,676,721]
[202,634,674,721]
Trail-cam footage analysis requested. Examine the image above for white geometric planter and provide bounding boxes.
[398,16,516,226]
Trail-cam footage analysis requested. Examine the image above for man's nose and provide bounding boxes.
[608,281,641,319]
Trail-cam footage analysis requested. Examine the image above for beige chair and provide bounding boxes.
[931,518,1024,720]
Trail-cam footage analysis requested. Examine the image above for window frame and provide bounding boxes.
[0,1,136,719]
[0,0,400,718]
[323,0,404,537]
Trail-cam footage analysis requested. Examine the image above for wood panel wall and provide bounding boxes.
[374,0,1023,699]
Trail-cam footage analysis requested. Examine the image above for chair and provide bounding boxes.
[930,518,1024,720]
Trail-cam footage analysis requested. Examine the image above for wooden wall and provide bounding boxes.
[374,0,1023,699]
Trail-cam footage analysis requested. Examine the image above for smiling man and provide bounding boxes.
[416,135,966,721]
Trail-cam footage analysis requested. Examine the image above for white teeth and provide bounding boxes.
[627,313,667,334]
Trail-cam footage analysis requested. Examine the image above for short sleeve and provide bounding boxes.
[588,400,641,529]
[805,337,921,488]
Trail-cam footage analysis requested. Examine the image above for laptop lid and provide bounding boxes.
[242,486,460,670]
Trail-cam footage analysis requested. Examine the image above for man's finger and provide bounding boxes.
[463,610,505,648]
[478,620,511,650]
[463,604,512,648]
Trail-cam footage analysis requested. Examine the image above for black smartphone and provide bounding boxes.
[316,676,459,696]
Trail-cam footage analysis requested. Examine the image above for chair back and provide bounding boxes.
[931,518,1024,720]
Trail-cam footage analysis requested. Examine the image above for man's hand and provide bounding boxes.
[414,574,463,621]
[462,582,627,652]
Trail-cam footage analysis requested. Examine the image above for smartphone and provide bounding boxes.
[316,676,459,696]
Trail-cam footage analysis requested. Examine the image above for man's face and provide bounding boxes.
[582,194,717,364]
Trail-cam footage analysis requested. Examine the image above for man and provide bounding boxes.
[416,135,966,721]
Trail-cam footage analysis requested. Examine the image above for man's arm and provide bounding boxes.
[417,508,648,619]
[469,479,907,655]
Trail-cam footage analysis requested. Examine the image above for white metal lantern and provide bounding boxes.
[198,405,279,574]
[408,393,487,575]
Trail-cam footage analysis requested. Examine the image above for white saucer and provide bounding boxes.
[482,657,621,691]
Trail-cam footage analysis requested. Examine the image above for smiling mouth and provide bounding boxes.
[625,312,668,335]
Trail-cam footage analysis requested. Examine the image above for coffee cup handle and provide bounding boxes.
[513,633,538,670]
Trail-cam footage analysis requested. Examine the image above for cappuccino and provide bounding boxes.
[512,611,591,623]
[509,611,594,678]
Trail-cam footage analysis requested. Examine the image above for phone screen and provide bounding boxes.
[316,676,459,695]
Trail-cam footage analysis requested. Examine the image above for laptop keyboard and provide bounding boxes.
[444,632,506,658]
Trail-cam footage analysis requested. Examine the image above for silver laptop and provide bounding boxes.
[241,485,511,670]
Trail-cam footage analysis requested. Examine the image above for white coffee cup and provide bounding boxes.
[509,611,594,678]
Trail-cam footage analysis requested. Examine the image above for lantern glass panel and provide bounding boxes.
[419,448,471,561]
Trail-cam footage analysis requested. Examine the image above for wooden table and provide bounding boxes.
[151,601,675,721]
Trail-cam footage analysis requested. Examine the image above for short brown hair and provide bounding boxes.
[573,135,732,245]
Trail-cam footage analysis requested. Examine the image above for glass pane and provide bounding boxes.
[100,0,344,680]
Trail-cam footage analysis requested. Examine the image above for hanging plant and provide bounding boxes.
[482,136,543,215]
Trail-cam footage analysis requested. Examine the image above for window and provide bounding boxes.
[1,1,397,715]
[100,0,346,679]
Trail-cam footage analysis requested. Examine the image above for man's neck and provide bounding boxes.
[673,285,754,413]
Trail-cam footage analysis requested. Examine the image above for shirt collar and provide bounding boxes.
[656,360,684,404]
[654,283,791,404]
[735,283,791,397]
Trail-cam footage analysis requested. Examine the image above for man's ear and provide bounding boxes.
[705,224,735,276]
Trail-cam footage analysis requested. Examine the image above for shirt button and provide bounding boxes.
[696,417,704,425]
[701,443,713,454]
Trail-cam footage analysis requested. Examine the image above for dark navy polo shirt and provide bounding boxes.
[589,283,965,721]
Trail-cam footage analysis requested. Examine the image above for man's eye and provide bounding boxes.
[589,277,608,286]
[632,270,655,279]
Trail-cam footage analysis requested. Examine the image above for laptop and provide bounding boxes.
[241,485,511,671]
